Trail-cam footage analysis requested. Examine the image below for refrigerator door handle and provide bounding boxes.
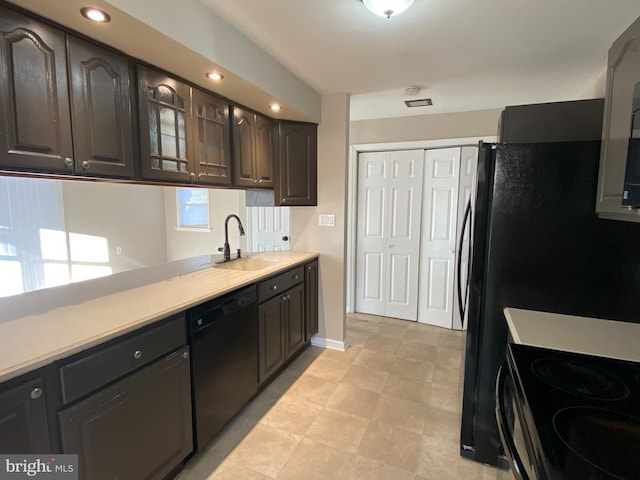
[457,199,472,327]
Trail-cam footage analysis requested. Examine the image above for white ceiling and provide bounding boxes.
[199,0,640,120]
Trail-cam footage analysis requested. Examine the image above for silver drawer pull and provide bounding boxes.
[271,285,278,291]
[30,387,42,400]
[182,351,189,360]
[293,274,299,280]
[134,350,142,360]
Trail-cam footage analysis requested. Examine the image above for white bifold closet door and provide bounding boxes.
[417,147,463,328]
[355,150,424,321]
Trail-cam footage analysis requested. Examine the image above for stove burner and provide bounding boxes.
[531,358,630,400]
[554,407,640,480]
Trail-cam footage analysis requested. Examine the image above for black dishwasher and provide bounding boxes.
[188,285,258,451]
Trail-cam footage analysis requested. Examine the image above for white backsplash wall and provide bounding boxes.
[0,176,255,299]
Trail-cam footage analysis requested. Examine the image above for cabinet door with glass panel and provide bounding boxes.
[137,66,193,183]
[191,88,231,186]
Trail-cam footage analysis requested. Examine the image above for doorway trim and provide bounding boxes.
[347,136,497,316]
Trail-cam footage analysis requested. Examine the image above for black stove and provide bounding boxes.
[504,344,640,480]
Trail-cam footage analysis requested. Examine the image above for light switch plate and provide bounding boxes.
[318,214,335,227]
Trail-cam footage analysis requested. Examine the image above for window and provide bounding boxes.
[177,187,210,230]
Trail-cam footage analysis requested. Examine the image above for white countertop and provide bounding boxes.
[504,307,640,362]
[0,251,318,383]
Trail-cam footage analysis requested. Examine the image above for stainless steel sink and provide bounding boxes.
[213,256,281,271]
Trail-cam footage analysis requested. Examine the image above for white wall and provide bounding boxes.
[350,108,502,145]
[290,93,350,349]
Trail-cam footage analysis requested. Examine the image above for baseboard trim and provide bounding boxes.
[310,336,348,352]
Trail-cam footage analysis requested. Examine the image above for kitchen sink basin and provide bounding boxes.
[213,257,281,271]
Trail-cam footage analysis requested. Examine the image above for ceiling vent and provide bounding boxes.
[404,98,433,108]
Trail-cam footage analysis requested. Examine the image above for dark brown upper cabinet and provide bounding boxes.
[137,65,194,183]
[232,106,275,188]
[68,37,135,178]
[0,6,73,173]
[276,121,317,206]
[191,88,231,186]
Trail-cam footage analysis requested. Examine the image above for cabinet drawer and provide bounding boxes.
[60,314,186,404]
[258,266,304,303]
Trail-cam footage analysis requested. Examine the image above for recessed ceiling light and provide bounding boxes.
[206,72,224,81]
[404,98,433,108]
[80,7,111,23]
[269,104,282,112]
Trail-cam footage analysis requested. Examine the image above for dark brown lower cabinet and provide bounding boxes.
[258,276,307,385]
[59,346,192,480]
[304,260,319,341]
[0,377,51,454]
[285,283,305,358]
[258,295,287,384]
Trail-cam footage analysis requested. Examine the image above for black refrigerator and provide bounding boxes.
[458,139,640,467]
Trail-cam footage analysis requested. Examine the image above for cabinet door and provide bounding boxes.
[232,106,257,187]
[192,88,231,185]
[276,122,317,206]
[59,347,192,480]
[0,7,73,173]
[0,378,51,454]
[597,16,640,220]
[255,114,275,187]
[68,37,135,178]
[305,260,319,341]
[285,283,305,359]
[258,295,286,384]
[138,66,193,183]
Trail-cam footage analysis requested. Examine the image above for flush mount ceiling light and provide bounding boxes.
[80,7,111,23]
[361,0,415,18]
[269,104,282,112]
[206,72,224,81]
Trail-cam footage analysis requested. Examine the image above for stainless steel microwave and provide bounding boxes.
[622,80,640,207]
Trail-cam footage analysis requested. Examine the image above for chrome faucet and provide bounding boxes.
[222,214,246,262]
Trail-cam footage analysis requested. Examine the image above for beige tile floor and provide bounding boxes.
[177,313,498,480]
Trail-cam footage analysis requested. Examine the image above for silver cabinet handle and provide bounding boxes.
[182,351,189,360]
[30,387,42,400]
[271,285,278,291]
[282,295,287,301]
[82,161,89,169]
[134,350,142,360]
[308,266,312,271]
[282,198,287,203]
[287,294,291,300]
[293,274,299,280]
[64,157,73,167]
